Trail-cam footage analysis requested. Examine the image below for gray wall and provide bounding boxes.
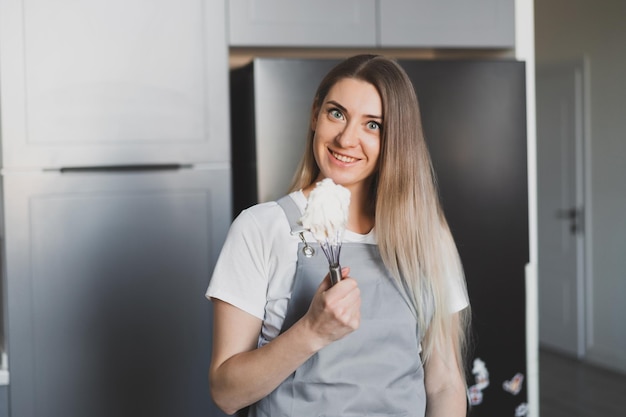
[535,0,626,372]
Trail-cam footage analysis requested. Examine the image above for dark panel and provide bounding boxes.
[230,63,259,219]
[399,60,529,416]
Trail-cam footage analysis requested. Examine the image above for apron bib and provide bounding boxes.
[250,196,426,417]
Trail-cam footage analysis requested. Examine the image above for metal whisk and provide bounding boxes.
[319,230,343,285]
[299,178,350,286]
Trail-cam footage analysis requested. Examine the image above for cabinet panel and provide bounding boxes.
[380,0,515,48]
[3,169,230,417]
[0,0,229,167]
[0,386,6,417]
[228,0,377,47]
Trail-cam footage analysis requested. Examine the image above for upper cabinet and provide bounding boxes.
[227,0,514,49]
[227,0,377,47]
[0,0,230,168]
[380,0,514,48]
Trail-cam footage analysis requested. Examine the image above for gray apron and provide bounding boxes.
[250,196,426,417]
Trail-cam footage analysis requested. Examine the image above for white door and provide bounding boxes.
[537,61,587,357]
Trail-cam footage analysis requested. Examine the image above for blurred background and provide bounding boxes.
[0,1,623,416]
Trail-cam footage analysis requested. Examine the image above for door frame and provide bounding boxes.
[536,57,591,358]
[577,56,593,359]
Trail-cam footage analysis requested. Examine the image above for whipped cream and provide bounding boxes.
[300,178,350,245]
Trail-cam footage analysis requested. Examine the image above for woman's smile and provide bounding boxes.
[329,149,359,164]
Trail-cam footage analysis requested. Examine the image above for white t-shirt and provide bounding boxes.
[206,191,468,347]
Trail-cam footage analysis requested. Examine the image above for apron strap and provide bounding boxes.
[276,195,306,234]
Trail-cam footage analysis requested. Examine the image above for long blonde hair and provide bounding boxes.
[290,55,471,382]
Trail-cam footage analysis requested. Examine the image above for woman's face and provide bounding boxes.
[311,78,382,195]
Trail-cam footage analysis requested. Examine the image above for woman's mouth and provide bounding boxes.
[330,150,358,163]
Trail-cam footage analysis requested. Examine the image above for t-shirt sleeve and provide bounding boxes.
[448,276,470,314]
[206,209,268,320]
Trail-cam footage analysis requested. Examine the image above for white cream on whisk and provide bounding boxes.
[300,178,351,245]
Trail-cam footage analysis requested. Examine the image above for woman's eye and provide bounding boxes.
[329,109,343,119]
[367,121,381,131]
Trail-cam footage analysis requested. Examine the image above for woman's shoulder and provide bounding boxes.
[236,199,281,219]
[232,192,302,233]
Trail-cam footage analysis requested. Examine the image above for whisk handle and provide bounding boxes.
[329,264,342,286]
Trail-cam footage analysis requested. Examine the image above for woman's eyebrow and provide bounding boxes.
[326,100,347,113]
[326,99,382,120]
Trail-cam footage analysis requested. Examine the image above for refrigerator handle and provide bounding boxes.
[51,164,193,174]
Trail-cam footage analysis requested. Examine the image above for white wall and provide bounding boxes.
[535,0,626,373]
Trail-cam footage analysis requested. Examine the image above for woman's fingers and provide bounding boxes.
[303,268,361,344]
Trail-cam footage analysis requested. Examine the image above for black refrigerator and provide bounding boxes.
[230,58,529,417]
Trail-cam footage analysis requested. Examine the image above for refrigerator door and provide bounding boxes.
[3,167,230,417]
[399,60,529,415]
[231,58,529,415]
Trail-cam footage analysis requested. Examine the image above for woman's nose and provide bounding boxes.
[336,121,359,148]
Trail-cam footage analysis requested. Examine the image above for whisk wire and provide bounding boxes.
[319,230,342,267]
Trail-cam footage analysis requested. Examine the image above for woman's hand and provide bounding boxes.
[209,267,360,415]
[299,267,361,351]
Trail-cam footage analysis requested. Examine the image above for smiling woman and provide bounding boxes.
[310,78,382,233]
[206,54,471,417]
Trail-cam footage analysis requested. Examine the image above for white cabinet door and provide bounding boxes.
[3,168,231,417]
[0,0,229,167]
[379,0,515,48]
[228,0,377,47]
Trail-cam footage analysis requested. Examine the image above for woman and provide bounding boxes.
[207,54,471,416]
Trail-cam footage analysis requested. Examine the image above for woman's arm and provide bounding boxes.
[424,312,467,417]
[209,270,360,415]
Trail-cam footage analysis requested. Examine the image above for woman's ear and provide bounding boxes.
[310,113,318,132]
[310,102,320,131]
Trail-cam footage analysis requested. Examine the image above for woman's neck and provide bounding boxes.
[346,185,375,234]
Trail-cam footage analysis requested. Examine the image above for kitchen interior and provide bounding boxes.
[0,1,624,417]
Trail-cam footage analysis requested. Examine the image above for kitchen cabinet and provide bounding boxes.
[227,0,514,48]
[0,0,231,416]
[3,168,231,417]
[227,0,377,47]
[0,0,230,168]
[0,386,6,417]
[380,0,514,48]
